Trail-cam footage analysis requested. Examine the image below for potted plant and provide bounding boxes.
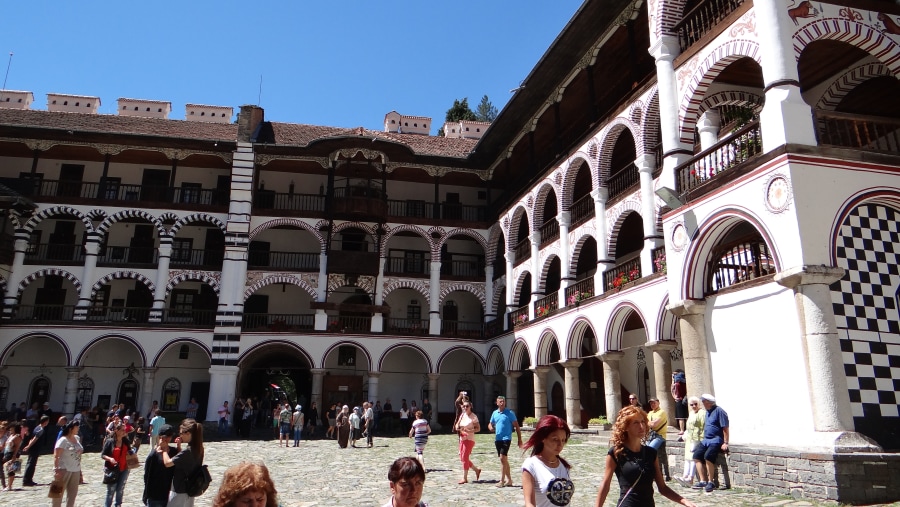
[522,416,538,428]
[654,254,667,274]
[536,305,550,318]
[588,416,611,430]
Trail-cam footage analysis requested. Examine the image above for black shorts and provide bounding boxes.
[675,398,688,419]
[692,441,720,463]
[495,440,511,456]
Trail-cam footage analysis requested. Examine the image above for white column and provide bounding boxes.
[646,341,676,425]
[140,367,157,420]
[371,256,386,332]
[73,235,102,321]
[697,110,722,150]
[557,212,572,308]
[562,359,583,428]
[62,367,82,417]
[310,369,326,410]
[532,366,550,419]
[505,371,522,414]
[315,250,329,331]
[592,188,613,294]
[484,265,495,321]
[667,300,713,397]
[528,231,542,320]
[649,35,692,190]
[367,372,380,403]
[755,0,818,149]
[600,351,624,421]
[429,261,442,335]
[2,232,29,318]
[636,154,663,277]
[206,365,239,422]
[427,373,441,430]
[504,250,515,331]
[150,239,172,323]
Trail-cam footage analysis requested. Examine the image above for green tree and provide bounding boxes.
[475,95,498,122]
[439,97,478,136]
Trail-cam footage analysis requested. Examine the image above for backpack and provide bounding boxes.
[184,464,212,497]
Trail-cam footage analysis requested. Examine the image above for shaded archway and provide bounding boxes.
[237,342,314,410]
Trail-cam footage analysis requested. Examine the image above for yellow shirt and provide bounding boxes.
[648,407,668,439]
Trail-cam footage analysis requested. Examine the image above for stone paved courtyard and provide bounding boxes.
[4,432,899,506]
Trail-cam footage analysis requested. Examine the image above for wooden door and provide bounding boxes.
[140,169,170,203]
[57,164,84,197]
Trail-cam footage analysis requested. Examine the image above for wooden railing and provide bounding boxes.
[242,313,315,331]
[97,246,158,266]
[326,315,371,333]
[606,162,639,201]
[441,320,488,338]
[386,256,430,276]
[8,304,76,322]
[443,258,484,279]
[159,309,216,327]
[387,199,487,222]
[652,246,667,274]
[254,192,325,213]
[509,306,529,328]
[674,0,746,52]
[539,219,559,247]
[170,248,224,270]
[247,251,319,271]
[706,238,774,295]
[533,293,558,319]
[675,120,762,196]
[386,318,429,335]
[0,179,228,208]
[815,111,900,154]
[24,243,85,264]
[85,306,152,323]
[602,257,642,292]
[570,193,595,228]
[564,277,595,307]
[513,238,531,266]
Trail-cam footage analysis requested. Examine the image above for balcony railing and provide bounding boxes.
[606,162,639,201]
[386,318,429,336]
[97,246,158,266]
[674,0,746,52]
[513,238,531,266]
[565,277,595,307]
[652,246,667,274]
[169,248,224,270]
[815,111,900,154]
[441,258,484,279]
[483,319,503,338]
[602,257,643,292]
[707,238,774,295]
[570,193,595,228]
[247,251,319,271]
[675,120,762,197]
[254,192,325,213]
[533,293,558,319]
[8,304,76,322]
[539,219,559,247]
[159,308,216,327]
[385,257,430,276]
[0,179,228,208]
[242,313,315,331]
[25,243,85,264]
[509,306,529,328]
[441,320,490,339]
[326,315,371,333]
[386,199,488,222]
[85,306,152,324]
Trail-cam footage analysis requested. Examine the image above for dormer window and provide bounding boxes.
[201,111,205,116]
[52,100,57,104]
[63,101,68,105]
[75,102,80,106]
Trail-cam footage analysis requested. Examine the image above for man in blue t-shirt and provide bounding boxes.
[487,395,522,487]
[692,393,730,493]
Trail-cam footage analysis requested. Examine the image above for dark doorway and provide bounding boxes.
[551,382,565,419]
[57,164,84,198]
[48,220,77,261]
[238,348,312,409]
[141,169,170,203]
[129,224,155,264]
[29,376,51,407]
[189,382,210,422]
[117,378,140,413]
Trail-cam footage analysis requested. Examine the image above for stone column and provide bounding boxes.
[310,369,326,410]
[74,235,102,321]
[636,154,663,276]
[697,110,721,150]
[505,371,522,414]
[557,212,572,307]
[649,35,692,190]
[427,373,441,430]
[592,188,613,294]
[150,238,172,323]
[667,300,713,396]
[532,366,550,419]
[315,250,329,330]
[206,365,239,422]
[529,231,542,320]
[2,231,29,319]
[429,261,442,335]
[62,367,82,417]
[366,372,380,403]
[141,367,157,419]
[599,351,624,420]
[371,257,386,332]
[562,360,583,428]
[646,341,676,424]
[775,266,854,432]
[755,0,818,149]
[484,265,495,322]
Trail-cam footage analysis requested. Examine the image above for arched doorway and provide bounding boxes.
[238,344,313,410]
[29,376,51,407]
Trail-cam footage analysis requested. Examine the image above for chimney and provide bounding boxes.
[237,105,264,142]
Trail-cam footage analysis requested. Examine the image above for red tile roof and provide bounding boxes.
[270,123,478,158]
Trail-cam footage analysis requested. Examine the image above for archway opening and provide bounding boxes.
[238,344,313,410]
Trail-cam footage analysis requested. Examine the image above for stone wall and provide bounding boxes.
[665,441,900,504]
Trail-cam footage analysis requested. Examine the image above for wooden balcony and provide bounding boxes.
[386,199,488,224]
[386,318,429,336]
[815,111,900,154]
[533,293,558,320]
[706,237,774,295]
[158,309,216,328]
[242,313,315,332]
[570,193,595,229]
[509,306,529,328]
[513,238,531,266]
[0,179,228,210]
[170,248,224,270]
[385,256,430,277]
[247,251,319,272]
[25,243,85,265]
[441,320,492,339]
[602,256,642,292]
[539,219,559,247]
[564,277,595,307]
[254,191,325,214]
[606,162,639,202]
[675,120,762,202]
[97,246,158,267]
[326,315,372,333]
[674,0,746,53]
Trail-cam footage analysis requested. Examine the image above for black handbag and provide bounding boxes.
[102,465,120,485]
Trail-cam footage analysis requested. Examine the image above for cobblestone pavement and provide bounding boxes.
[4,432,899,506]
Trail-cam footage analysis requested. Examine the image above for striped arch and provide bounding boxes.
[238,340,315,369]
[512,269,533,305]
[332,221,379,237]
[485,345,506,376]
[793,18,900,76]
[439,283,486,308]
[535,329,560,366]
[244,274,318,301]
[678,39,762,144]
[436,346,487,374]
[322,341,373,371]
[75,333,148,367]
[532,181,561,229]
[699,90,764,114]
[605,301,648,351]
[23,206,94,234]
[506,205,532,250]
[383,224,434,254]
[0,331,73,366]
[491,278,506,316]
[642,88,661,158]
[151,338,212,367]
[486,223,505,263]
[508,338,532,371]
[560,154,594,210]
[569,230,599,278]
[91,271,156,299]
[681,207,781,301]
[656,295,679,343]
[538,251,561,291]
[248,218,324,246]
[567,317,600,358]
[97,209,166,237]
[630,100,644,125]
[170,213,227,236]
[816,61,893,111]
[17,268,82,297]
[597,118,641,185]
[165,272,221,298]
[383,279,430,306]
[652,0,688,40]
[607,203,643,257]
[326,276,375,295]
[438,228,488,258]
[377,342,433,374]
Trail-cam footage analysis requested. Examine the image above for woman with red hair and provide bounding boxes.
[521,415,574,507]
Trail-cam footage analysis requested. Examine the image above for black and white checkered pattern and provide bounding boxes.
[831,203,900,419]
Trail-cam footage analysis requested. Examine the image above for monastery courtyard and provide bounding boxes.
[5,432,899,506]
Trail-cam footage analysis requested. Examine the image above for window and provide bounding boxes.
[179,344,190,360]
[180,182,202,203]
[161,378,181,411]
[76,376,94,412]
[407,301,421,321]
[338,346,356,366]
[171,289,195,317]
[27,230,42,254]
[172,238,193,263]
[90,286,111,317]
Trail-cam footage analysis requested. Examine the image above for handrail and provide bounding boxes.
[247,251,320,271]
[97,246,159,266]
[540,219,559,246]
[565,278,594,306]
[652,246,667,274]
[509,306,529,328]
[570,193,595,228]
[513,238,531,265]
[675,120,761,195]
[606,162,639,201]
[254,192,325,212]
[24,243,85,264]
[386,318,430,335]
[385,256,431,276]
[533,293,558,319]
[814,110,900,153]
[603,257,643,292]
[673,0,746,52]
[706,237,774,294]
[242,313,315,331]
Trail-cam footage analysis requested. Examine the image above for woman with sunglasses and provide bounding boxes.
[594,406,697,507]
[675,396,706,487]
[162,418,205,506]
[453,400,482,484]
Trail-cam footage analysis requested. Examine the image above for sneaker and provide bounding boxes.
[692,481,707,490]
[705,482,716,493]
[673,477,688,487]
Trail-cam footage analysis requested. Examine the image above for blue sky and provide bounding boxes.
[3,1,584,132]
